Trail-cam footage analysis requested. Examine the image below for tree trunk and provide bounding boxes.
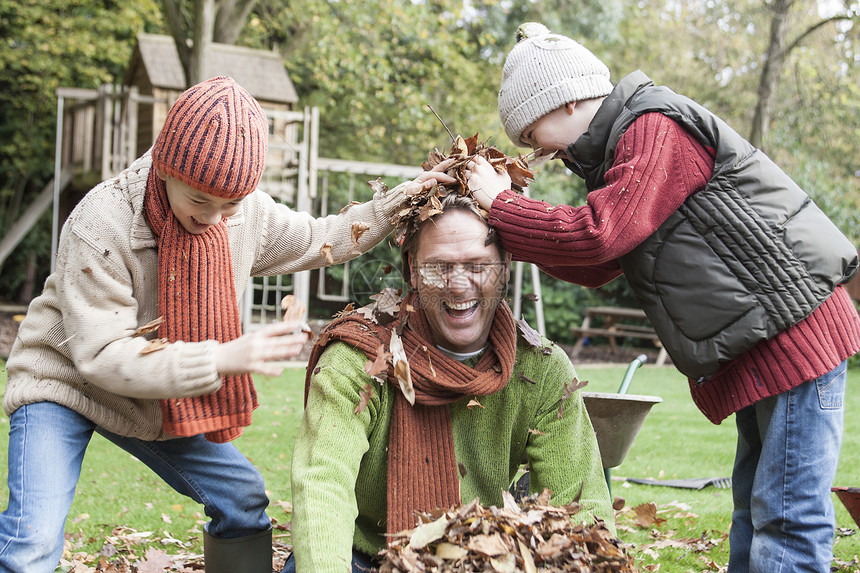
[214,0,257,44]
[749,0,792,151]
[190,0,216,84]
[162,0,192,86]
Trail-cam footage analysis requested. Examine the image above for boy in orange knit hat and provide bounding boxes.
[0,76,454,573]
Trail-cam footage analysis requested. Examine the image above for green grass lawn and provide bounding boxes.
[0,359,857,572]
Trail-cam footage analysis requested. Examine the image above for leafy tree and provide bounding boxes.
[247,0,503,165]
[0,0,162,300]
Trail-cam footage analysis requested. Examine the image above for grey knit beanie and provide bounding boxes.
[499,22,613,148]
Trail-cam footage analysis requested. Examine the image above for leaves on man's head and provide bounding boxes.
[391,133,534,240]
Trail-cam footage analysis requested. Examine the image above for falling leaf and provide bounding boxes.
[515,317,542,347]
[563,377,589,400]
[358,287,403,325]
[354,383,373,414]
[466,398,484,410]
[140,338,169,355]
[632,502,664,528]
[351,221,371,247]
[367,178,389,195]
[520,373,536,385]
[82,267,93,274]
[457,462,468,478]
[339,200,362,214]
[320,243,334,264]
[527,428,545,436]
[523,293,539,302]
[333,302,355,318]
[280,294,306,322]
[365,344,392,379]
[389,330,414,405]
[133,316,164,337]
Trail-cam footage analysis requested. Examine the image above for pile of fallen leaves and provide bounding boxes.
[366,133,533,241]
[377,489,638,572]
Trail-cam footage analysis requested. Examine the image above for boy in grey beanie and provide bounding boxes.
[468,22,859,573]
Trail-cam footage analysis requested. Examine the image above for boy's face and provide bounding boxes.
[408,210,510,354]
[158,171,244,235]
[521,102,591,160]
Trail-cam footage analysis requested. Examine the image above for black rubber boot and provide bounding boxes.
[203,526,273,572]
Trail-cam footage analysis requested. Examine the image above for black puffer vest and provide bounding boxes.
[566,71,858,381]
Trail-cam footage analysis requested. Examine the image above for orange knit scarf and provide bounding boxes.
[305,290,517,534]
[144,168,257,443]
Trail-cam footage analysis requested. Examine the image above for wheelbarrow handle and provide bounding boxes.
[617,354,648,394]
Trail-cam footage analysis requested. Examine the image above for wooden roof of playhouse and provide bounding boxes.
[125,33,298,106]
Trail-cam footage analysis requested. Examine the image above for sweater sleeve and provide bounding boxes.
[290,342,377,573]
[489,113,715,277]
[524,344,616,533]
[249,179,409,276]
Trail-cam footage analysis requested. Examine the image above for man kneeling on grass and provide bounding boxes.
[283,192,614,572]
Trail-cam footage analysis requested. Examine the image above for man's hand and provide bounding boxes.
[216,320,309,377]
[466,156,512,210]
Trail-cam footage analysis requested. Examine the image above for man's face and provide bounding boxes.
[158,171,244,235]
[409,209,510,354]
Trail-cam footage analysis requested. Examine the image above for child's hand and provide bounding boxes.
[466,156,512,210]
[404,158,458,196]
[216,321,309,377]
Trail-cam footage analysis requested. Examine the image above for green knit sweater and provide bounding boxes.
[290,334,614,572]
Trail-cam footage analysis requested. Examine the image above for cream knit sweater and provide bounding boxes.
[4,151,408,440]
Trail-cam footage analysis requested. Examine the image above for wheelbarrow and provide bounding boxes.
[832,487,860,527]
[583,354,662,496]
[511,355,661,499]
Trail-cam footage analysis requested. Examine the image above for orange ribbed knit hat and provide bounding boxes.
[152,76,268,199]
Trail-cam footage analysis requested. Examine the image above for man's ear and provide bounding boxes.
[502,253,512,286]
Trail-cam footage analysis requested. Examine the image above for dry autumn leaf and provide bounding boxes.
[280,294,306,322]
[133,316,164,337]
[140,338,169,355]
[367,178,388,195]
[350,221,371,247]
[339,200,362,214]
[364,343,392,381]
[354,383,373,415]
[389,329,414,405]
[378,490,635,572]
[320,243,334,264]
[515,316,542,347]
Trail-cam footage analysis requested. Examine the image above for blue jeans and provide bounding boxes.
[0,402,271,573]
[729,361,846,573]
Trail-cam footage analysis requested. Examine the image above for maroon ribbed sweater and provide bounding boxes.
[490,112,860,424]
